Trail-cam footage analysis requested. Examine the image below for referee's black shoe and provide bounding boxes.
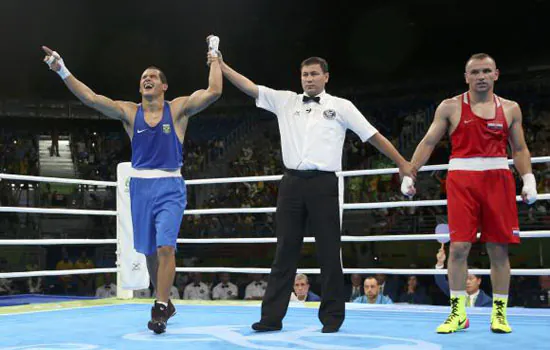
[148,301,169,334]
[251,321,282,332]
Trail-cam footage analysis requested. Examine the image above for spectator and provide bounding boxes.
[55,249,74,294]
[523,275,550,308]
[376,273,400,301]
[0,257,14,295]
[290,274,321,302]
[212,273,239,300]
[95,273,116,298]
[345,274,364,302]
[50,127,60,157]
[26,256,43,294]
[183,273,210,300]
[353,276,393,304]
[398,276,431,304]
[74,250,95,296]
[244,274,267,300]
[435,244,492,307]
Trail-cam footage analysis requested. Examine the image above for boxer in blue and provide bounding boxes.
[42,36,222,334]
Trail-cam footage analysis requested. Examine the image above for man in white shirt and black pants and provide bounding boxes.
[219,54,414,333]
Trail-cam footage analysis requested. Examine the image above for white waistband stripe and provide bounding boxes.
[130,168,181,178]
[449,157,509,171]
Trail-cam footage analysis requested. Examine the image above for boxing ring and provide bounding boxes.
[1,157,549,350]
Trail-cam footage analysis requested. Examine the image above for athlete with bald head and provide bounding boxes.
[402,53,537,334]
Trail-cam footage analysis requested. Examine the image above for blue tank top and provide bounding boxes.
[131,101,183,169]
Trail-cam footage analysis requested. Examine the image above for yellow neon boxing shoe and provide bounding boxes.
[491,299,512,333]
[437,296,469,334]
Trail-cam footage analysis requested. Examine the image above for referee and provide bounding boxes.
[219,55,414,333]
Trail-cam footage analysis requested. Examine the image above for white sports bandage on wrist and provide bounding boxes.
[400,175,415,197]
[208,36,220,57]
[45,51,71,80]
[521,173,537,204]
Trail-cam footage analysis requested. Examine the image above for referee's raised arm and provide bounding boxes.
[218,53,260,99]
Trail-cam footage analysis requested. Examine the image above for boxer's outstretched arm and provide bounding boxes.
[171,36,223,119]
[41,46,133,123]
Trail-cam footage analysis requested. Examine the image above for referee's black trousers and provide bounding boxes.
[259,170,345,329]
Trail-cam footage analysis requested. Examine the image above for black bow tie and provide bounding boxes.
[221,284,228,288]
[303,95,320,104]
[255,282,262,286]
[194,283,200,287]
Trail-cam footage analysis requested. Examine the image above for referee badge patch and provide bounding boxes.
[162,124,171,134]
[323,109,336,120]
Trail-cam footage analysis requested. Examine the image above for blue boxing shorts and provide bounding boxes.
[129,169,186,256]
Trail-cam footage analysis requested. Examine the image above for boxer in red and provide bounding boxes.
[401,53,537,334]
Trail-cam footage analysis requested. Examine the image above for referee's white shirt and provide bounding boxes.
[256,86,378,172]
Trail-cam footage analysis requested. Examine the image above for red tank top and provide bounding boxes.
[450,92,509,159]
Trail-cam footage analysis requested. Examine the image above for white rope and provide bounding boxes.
[3,267,548,279]
[0,239,117,246]
[186,207,277,215]
[340,156,550,177]
[0,157,548,187]
[344,194,550,211]
[186,175,283,185]
[182,193,550,215]
[176,230,550,244]
[0,268,117,279]
[1,231,547,247]
[2,191,547,216]
[175,267,550,276]
[0,173,116,187]
[0,207,117,216]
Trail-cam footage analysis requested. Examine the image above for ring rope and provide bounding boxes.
[3,267,549,279]
[1,156,549,186]
[1,192,548,216]
[0,207,117,216]
[0,156,548,284]
[0,268,117,279]
[0,173,116,187]
[1,231,548,246]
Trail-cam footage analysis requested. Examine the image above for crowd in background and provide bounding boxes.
[0,76,549,309]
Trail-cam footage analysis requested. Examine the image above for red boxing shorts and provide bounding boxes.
[447,169,520,244]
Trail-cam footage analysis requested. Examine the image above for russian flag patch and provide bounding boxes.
[487,122,504,130]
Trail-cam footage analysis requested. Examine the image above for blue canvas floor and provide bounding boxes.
[0,294,97,307]
[0,302,548,349]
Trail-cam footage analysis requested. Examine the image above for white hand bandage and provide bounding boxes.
[521,173,537,204]
[44,51,71,80]
[208,36,220,57]
[401,175,416,198]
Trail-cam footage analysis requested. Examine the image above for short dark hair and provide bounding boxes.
[465,53,495,70]
[145,66,168,84]
[300,57,329,73]
[364,275,379,285]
